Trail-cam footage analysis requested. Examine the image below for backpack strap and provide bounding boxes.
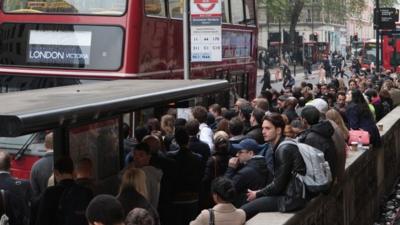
[0,190,5,216]
[208,208,215,225]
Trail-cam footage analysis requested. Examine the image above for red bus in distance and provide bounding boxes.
[0,0,258,99]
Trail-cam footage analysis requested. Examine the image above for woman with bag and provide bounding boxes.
[345,89,381,147]
[190,177,245,225]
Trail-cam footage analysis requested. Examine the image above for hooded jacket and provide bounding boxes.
[298,120,337,180]
[225,156,269,206]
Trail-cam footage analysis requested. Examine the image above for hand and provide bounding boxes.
[246,189,258,202]
[228,157,239,169]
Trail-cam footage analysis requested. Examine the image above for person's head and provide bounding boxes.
[234,98,250,112]
[0,150,11,171]
[336,91,346,107]
[54,157,74,182]
[123,123,131,139]
[348,79,357,90]
[86,194,125,225]
[142,135,161,154]
[161,114,175,135]
[134,127,149,143]
[174,126,189,147]
[290,119,305,136]
[191,106,208,123]
[262,113,285,144]
[238,104,253,122]
[326,109,348,135]
[185,119,200,136]
[277,95,287,109]
[213,131,229,154]
[133,143,151,168]
[209,103,222,118]
[146,118,160,133]
[285,97,298,110]
[320,84,329,95]
[233,138,261,163]
[125,208,154,225]
[44,132,54,151]
[250,108,266,127]
[119,168,148,199]
[211,177,236,204]
[251,97,269,111]
[301,105,320,126]
[75,157,93,179]
[228,116,244,136]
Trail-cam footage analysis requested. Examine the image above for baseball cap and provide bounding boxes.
[306,98,328,114]
[232,138,262,154]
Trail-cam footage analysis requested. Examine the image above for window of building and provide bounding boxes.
[222,0,230,23]
[145,0,166,16]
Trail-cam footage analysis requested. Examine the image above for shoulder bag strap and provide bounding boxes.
[208,208,215,225]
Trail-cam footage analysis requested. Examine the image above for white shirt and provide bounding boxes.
[199,123,214,151]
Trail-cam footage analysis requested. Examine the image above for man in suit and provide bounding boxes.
[0,150,31,225]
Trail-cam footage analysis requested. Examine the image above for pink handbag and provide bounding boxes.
[348,130,370,145]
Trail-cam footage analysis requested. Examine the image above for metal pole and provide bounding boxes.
[311,1,314,34]
[183,0,190,80]
[375,0,380,73]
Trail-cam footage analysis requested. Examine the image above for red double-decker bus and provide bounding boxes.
[0,0,258,178]
[0,0,258,99]
[303,41,330,64]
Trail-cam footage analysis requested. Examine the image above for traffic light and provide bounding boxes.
[313,33,318,42]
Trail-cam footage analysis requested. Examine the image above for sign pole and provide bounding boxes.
[375,0,380,73]
[184,0,190,80]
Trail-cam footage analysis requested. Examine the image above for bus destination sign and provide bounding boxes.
[375,7,399,30]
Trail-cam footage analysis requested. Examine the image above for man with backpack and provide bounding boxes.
[241,113,307,219]
[35,157,93,225]
[298,105,337,181]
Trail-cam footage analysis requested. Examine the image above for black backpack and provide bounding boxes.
[57,183,93,225]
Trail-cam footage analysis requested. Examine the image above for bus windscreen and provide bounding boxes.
[2,0,127,15]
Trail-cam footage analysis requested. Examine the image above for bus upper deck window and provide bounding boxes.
[230,0,244,24]
[244,0,255,25]
[145,0,166,17]
[169,0,183,18]
[221,0,230,23]
[2,0,127,15]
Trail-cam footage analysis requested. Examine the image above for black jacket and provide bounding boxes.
[188,136,210,165]
[167,147,204,199]
[117,187,160,225]
[256,137,306,198]
[245,125,264,144]
[225,156,269,206]
[298,120,337,180]
[0,173,31,225]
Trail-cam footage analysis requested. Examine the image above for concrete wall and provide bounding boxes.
[247,106,400,225]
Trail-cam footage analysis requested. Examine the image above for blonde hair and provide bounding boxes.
[326,109,349,140]
[44,132,54,150]
[161,114,175,135]
[119,168,148,199]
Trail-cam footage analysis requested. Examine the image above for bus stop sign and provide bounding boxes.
[375,8,399,30]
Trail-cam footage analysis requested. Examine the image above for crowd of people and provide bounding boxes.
[0,67,398,225]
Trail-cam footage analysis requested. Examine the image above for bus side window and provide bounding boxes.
[145,0,166,16]
[230,0,244,24]
[244,0,255,25]
[169,0,183,18]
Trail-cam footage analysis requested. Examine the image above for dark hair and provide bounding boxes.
[175,118,187,127]
[252,108,266,125]
[222,109,237,120]
[209,103,222,115]
[192,106,208,123]
[301,105,320,125]
[54,157,74,175]
[228,117,244,136]
[86,194,125,225]
[146,118,160,132]
[125,208,155,225]
[135,143,151,155]
[211,177,236,203]
[135,127,149,143]
[336,91,346,98]
[123,123,130,139]
[206,112,216,126]
[239,104,253,121]
[351,89,373,119]
[174,126,189,146]
[0,150,11,171]
[262,113,285,135]
[185,119,200,136]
